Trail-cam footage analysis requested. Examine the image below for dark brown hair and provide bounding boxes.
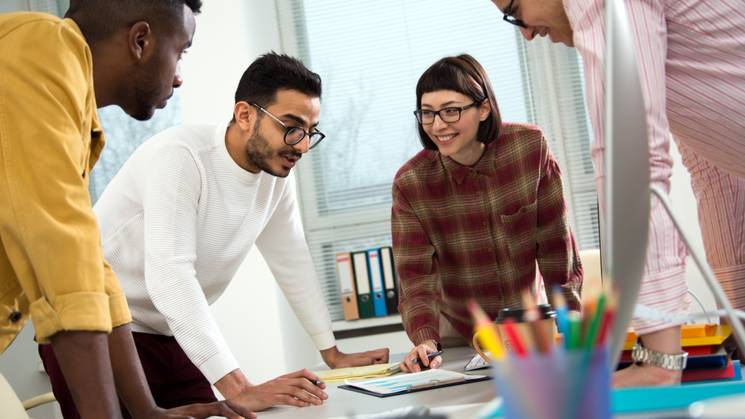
[415,54,501,150]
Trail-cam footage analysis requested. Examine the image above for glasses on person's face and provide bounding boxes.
[250,103,326,150]
[413,102,479,125]
[502,0,528,29]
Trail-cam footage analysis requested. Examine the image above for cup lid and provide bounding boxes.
[497,304,556,322]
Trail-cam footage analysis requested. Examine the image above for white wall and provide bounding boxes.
[180,1,282,125]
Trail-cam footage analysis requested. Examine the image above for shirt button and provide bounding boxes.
[9,310,22,323]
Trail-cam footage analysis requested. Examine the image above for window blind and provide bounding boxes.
[276,0,598,323]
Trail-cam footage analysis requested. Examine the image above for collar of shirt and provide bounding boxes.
[439,141,498,185]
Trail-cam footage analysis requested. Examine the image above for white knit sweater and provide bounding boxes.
[94,122,335,384]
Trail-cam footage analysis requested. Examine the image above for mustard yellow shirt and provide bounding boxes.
[0,12,131,352]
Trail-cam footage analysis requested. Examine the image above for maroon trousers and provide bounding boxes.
[39,332,217,419]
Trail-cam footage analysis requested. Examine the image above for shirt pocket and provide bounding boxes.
[500,200,538,268]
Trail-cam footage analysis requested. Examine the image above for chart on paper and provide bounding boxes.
[345,369,485,396]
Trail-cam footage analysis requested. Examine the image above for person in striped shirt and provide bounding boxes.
[392,54,583,372]
[489,0,745,387]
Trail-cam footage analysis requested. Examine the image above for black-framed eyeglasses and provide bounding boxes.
[250,103,326,150]
[413,102,479,125]
[502,0,528,29]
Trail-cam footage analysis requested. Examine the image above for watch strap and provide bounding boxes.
[631,343,688,371]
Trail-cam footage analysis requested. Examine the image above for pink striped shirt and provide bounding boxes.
[564,0,745,333]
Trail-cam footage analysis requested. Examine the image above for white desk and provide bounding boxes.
[257,347,697,419]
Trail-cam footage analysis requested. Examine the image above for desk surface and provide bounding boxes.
[258,347,491,418]
[258,347,694,419]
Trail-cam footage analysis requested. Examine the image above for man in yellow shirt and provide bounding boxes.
[0,1,249,418]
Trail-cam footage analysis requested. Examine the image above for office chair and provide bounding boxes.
[0,373,56,419]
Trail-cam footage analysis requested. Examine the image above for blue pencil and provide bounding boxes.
[552,286,570,349]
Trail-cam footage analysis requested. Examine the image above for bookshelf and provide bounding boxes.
[332,314,403,340]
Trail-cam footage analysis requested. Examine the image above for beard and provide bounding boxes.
[129,62,169,121]
[245,129,302,178]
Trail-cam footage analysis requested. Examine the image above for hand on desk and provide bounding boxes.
[158,401,255,419]
[401,340,442,373]
[219,369,328,412]
[321,345,390,368]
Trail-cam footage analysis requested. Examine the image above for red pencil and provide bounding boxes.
[502,319,528,356]
[597,294,617,345]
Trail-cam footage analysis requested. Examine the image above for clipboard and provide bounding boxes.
[339,369,491,398]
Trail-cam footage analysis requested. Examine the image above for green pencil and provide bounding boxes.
[584,292,607,350]
[567,311,582,350]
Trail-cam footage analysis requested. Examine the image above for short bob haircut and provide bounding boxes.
[415,54,501,150]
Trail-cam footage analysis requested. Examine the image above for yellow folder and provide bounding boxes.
[314,363,400,382]
[623,324,731,350]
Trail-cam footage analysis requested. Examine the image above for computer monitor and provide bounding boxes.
[603,0,651,368]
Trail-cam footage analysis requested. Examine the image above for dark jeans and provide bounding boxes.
[39,331,217,418]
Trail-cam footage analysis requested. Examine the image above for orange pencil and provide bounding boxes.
[522,290,552,353]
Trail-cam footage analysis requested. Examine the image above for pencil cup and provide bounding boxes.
[492,347,611,419]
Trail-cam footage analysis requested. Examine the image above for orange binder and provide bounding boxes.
[336,252,359,320]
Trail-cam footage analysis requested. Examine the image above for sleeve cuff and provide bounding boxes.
[199,348,241,385]
[31,292,112,343]
[309,330,336,351]
[562,278,583,311]
[409,327,440,346]
[108,292,132,328]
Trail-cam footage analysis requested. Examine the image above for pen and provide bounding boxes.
[310,378,324,386]
[417,350,444,367]
[388,349,444,374]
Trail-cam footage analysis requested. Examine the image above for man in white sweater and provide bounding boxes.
[39,53,389,415]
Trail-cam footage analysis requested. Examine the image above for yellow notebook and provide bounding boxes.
[314,363,400,382]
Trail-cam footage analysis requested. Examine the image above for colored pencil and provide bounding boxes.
[503,319,528,357]
[467,300,505,361]
[584,292,607,350]
[522,290,552,353]
[567,311,582,350]
[552,286,570,349]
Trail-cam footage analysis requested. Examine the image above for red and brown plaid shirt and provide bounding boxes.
[392,122,583,345]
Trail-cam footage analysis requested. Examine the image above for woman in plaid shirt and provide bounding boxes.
[392,54,583,372]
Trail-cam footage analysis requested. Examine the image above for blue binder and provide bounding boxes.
[366,248,388,317]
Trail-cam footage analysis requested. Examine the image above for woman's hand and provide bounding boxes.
[400,340,442,373]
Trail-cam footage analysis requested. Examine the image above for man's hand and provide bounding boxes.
[400,340,441,373]
[155,401,256,419]
[320,345,390,368]
[218,369,327,412]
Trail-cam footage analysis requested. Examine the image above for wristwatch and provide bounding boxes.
[631,343,688,370]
